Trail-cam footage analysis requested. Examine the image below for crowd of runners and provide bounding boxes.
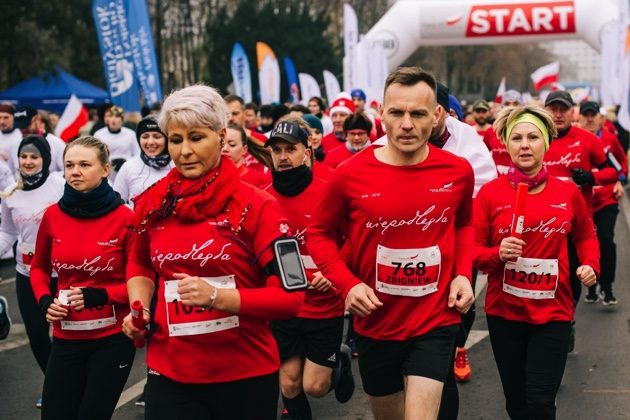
[0,64,627,420]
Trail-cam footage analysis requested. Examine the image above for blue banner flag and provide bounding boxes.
[230,43,253,103]
[92,0,141,111]
[127,0,163,107]
[283,57,300,104]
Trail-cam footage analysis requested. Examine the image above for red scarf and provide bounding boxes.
[132,157,249,233]
[506,162,548,189]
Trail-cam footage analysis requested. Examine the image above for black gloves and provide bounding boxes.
[39,295,53,315]
[571,169,595,186]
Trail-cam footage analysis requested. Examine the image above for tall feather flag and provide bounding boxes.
[256,42,281,104]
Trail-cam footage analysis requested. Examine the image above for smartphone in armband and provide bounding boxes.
[274,238,309,291]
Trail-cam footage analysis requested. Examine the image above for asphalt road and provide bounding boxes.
[2,202,630,419]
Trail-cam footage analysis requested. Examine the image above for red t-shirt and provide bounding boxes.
[543,125,617,213]
[264,178,344,319]
[312,160,334,181]
[322,132,345,154]
[324,144,355,169]
[127,181,303,384]
[474,125,491,138]
[474,176,599,324]
[593,129,627,213]
[30,205,137,340]
[239,164,270,188]
[483,127,511,176]
[241,151,269,174]
[308,146,475,340]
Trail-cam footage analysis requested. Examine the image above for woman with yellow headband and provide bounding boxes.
[473,105,599,420]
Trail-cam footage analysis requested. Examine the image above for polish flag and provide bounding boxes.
[495,77,506,103]
[530,62,560,91]
[55,95,88,142]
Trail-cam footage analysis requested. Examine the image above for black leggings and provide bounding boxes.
[145,370,279,420]
[487,315,570,420]
[15,272,55,373]
[42,333,135,420]
[593,205,618,296]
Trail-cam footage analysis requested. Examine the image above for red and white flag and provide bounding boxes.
[495,77,506,103]
[530,62,560,91]
[55,95,88,142]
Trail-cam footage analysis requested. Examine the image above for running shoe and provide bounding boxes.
[346,339,358,358]
[454,347,471,382]
[134,391,145,407]
[568,322,575,353]
[334,344,355,403]
[603,295,618,306]
[36,398,42,408]
[584,291,599,303]
[0,296,11,340]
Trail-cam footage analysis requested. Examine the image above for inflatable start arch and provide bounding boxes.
[365,0,620,71]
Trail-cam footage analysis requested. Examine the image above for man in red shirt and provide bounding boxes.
[324,113,373,169]
[321,96,354,153]
[264,118,353,419]
[544,90,617,351]
[308,67,474,419]
[472,99,492,137]
[577,101,626,305]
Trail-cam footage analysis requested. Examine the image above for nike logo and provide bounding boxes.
[119,364,129,369]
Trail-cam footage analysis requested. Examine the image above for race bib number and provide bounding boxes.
[164,276,239,337]
[59,288,117,330]
[375,245,441,297]
[503,257,559,299]
[20,243,35,267]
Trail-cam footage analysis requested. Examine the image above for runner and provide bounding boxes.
[30,137,137,420]
[577,101,626,305]
[543,90,617,351]
[474,105,599,419]
[307,96,333,135]
[308,67,475,420]
[264,118,353,420]
[113,115,173,205]
[321,96,354,153]
[471,100,492,137]
[93,106,140,182]
[11,104,66,176]
[0,135,63,408]
[324,112,373,169]
[221,124,270,188]
[122,85,303,420]
[0,103,22,165]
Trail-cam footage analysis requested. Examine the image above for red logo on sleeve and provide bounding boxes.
[466,1,575,37]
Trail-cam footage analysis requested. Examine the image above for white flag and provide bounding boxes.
[617,0,630,130]
[323,70,341,105]
[298,73,321,106]
[343,4,359,92]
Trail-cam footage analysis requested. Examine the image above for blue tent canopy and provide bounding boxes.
[0,66,110,113]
